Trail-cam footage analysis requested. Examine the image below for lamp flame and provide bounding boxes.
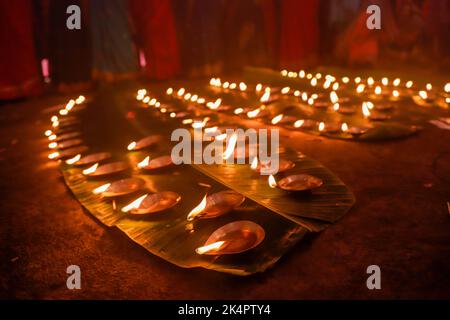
[45,130,53,137]
[356,84,365,93]
[318,122,325,132]
[76,95,85,104]
[362,102,371,118]
[333,103,340,111]
[48,152,59,159]
[341,123,349,132]
[260,91,270,103]
[268,175,277,188]
[419,90,428,100]
[127,141,137,151]
[247,108,261,118]
[234,108,244,115]
[182,119,193,125]
[375,86,382,95]
[251,157,258,170]
[294,119,305,128]
[271,114,283,125]
[382,77,389,86]
[166,87,173,95]
[426,83,432,91]
[195,241,225,255]
[48,142,58,149]
[82,163,98,175]
[239,82,247,91]
[66,154,81,165]
[121,194,148,213]
[281,87,290,94]
[137,156,150,169]
[330,91,339,104]
[93,183,111,195]
[393,78,401,87]
[187,195,207,221]
[406,81,413,89]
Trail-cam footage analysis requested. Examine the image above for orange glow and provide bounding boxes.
[375,86,382,95]
[393,78,401,87]
[166,87,173,95]
[121,194,148,213]
[66,99,76,110]
[318,122,325,132]
[182,119,193,125]
[187,195,207,221]
[48,142,58,149]
[177,88,185,97]
[356,84,365,93]
[59,109,68,116]
[45,130,53,137]
[75,96,85,104]
[419,91,428,100]
[367,77,374,86]
[48,152,59,160]
[382,77,389,86]
[281,87,290,94]
[195,241,225,255]
[333,103,340,111]
[406,81,413,89]
[260,91,270,103]
[426,83,432,91]
[330,91,339,104]
[392,90,400,98]
[48,134,57,141]
[362,102,371,118]
[341,123,349,132]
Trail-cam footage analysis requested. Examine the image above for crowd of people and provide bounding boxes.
[1,0,448,100]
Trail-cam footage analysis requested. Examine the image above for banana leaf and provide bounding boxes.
[55,83,353,275]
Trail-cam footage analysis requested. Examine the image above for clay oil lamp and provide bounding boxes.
[121,191,181,214]
[251,157,295,175]
[362,102,390,121]
[82,161,128,177]
[127,135,162,151]
[195,221,265,255]
[340,123,370,137]
[137,155,174,172]
[66,152,112,166]
[291,119,316,130]
[92,177,145,198]
[187,190,245,221]
[268,173,323,192]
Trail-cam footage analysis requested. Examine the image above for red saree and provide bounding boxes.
[129,0,180,79]
[0,0,41,100]
[279,0,320,69]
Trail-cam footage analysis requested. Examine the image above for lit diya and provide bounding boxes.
[345,126,371,136]
[137,155,173,171]
[121,191,181,214]
[56,138,83,150]
[69,152,112,166]
[195,221,265,255]
[93,177,145,197]
[251,157,295,174]
[127,135,162,151]
[83,161,128,177]
[271,174,323,191]
[319,122,340,133]
[187,190,245,221]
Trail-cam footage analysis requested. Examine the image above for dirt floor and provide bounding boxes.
[1,82,449,299]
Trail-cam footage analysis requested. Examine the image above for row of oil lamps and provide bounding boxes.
[45,95,274,256]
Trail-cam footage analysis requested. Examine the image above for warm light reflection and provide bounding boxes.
[255,83,262,92]
[367,77,374,86]
[121,194,148,213]
[239,82,247,91]
[187,195,207,221]
[445,83,450,93]
[48,134,57,141]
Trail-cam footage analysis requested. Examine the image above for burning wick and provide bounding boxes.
[48,134,57,141]
[137,156,150,169]
[426,83,432,91]
[367,77,374,86]
[330,91,339,104]
[177,88,185,97]
[45,130,53,137]
[374,86,382,95]
[82,163,98,175]
[362,102,371,118]
[333,103,340,111]
[59,109,68,116]
[445,83,450,93]
[341,123,349,132]
[127,141,137,151]
[382,77,389,86]
[48,142,58,149]
[406,81,413,89]
[195,241,226,255]
[268,175,277,188]
[66,154,81,165]
[356,84,365,94]
[93,183,111,195]
[121,194,148,213]
[182,119,193,125]
[271,114,283,125]
[187,195,207,221]
[51,116,58,122]
[393,78,401,87]
[166,88,173,95]
[281,87,290,94]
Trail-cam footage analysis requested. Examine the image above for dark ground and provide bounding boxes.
[1,81,449,299]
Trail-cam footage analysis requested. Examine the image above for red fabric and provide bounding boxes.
[0,0,41,99]
[129,0,180,80]
[279,0,319,69]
